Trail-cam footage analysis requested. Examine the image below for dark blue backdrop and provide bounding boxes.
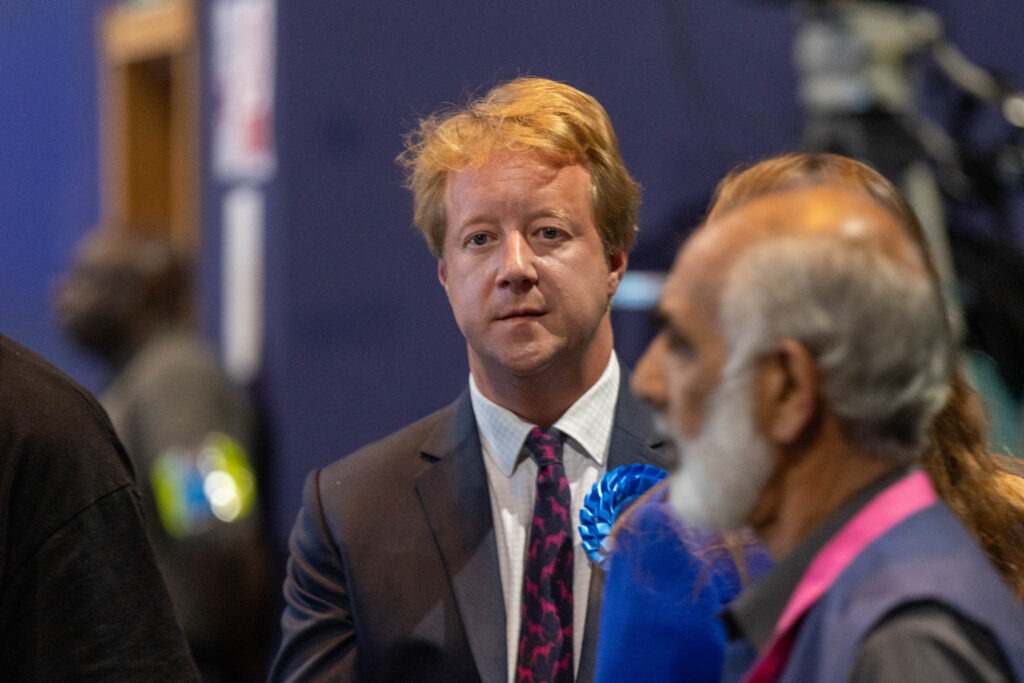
[2,0,1021,551]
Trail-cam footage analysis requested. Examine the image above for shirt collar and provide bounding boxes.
[469,353,620,477]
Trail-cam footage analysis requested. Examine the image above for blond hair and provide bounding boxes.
[397,76,640,258]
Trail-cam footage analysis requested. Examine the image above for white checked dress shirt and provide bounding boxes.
[470,353,620,683]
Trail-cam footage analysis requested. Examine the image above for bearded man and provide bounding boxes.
[635,185,1024,682]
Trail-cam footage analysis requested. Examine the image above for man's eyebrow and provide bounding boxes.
[457,214,496,231]
[650,309,693,352]
[532,208,578,227]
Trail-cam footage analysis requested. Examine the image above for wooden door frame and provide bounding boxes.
[99,0,198,252]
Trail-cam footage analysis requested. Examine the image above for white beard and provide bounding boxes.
[665,366,774,532]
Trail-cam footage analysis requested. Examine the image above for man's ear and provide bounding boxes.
[758,339,819,444]
[437,259,448,292]
[606,249,628,295]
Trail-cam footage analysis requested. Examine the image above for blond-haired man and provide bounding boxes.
[272,77,669,683]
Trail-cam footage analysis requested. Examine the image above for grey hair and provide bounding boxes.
[718,234,952,462]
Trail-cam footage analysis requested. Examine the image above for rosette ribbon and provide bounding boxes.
[579,463,668,569]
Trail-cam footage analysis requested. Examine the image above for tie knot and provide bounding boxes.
[525,426,563,467]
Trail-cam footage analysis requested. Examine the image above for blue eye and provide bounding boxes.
[467,233,489,246]
[540,227,563,240]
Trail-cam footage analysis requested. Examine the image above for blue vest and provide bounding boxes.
[777,502,1024,682]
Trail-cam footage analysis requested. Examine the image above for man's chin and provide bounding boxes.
[668,470,749,533]
[482,338,565,377]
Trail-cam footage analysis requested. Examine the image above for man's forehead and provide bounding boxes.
[659,234,726,327]
[660,184,917,320]
[445,152,588,206]
[708,185,908,250]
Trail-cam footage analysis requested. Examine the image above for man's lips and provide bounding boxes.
[496,308,545,321]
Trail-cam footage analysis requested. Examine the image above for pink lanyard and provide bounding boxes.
[743,470,937,683]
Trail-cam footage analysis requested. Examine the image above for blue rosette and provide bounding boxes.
[579,463,668,569]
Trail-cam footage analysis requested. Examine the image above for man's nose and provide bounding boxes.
[632,333,669,408]
[496,232,537,289]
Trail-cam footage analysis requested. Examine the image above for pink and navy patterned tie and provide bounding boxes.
[516,426,573,683]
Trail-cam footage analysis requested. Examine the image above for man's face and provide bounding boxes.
[635,238,729,440]
[664,359,775,532]
[439,152,625,387]
[634,239,773,531]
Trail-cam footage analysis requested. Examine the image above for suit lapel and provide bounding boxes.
[415,391,507,683]
[578,376,670,681]
[412,379,669,683]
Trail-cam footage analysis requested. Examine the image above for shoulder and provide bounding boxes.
[0,335,138,586]
[615,489,727,563]
[801,501,1024,681]
[612,491,727,583]
[850,602,1016,682]
[611,488,770,601]
[0,334,132,486]
[318,398,465,481]
[116,330,232,390]
[823,503,1020,628]
[615,490,682,547]
[283,395,473,579]
[850,502,1008,590]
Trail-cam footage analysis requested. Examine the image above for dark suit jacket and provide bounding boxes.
[271,381,669,682]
